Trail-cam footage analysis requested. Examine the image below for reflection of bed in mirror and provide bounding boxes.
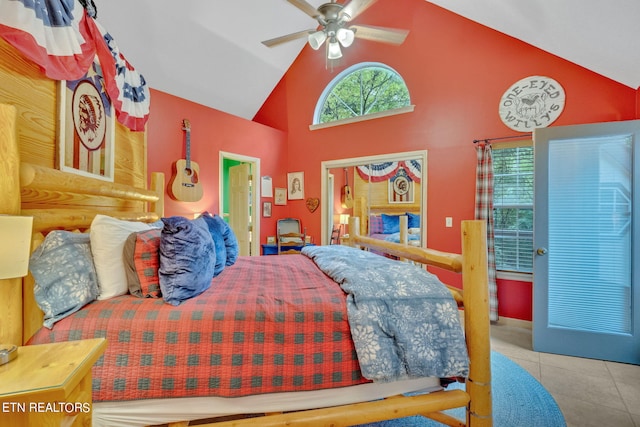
[354,197,421,257]
[352,160,423,256]
[353,159,424,235]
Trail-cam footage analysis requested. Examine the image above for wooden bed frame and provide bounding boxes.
[353,195,422,238]
[0,101,491,426]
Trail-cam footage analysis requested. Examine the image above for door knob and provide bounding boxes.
[536,247,548,256]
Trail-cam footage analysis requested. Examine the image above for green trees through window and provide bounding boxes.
[493,145,534,273]
[314,63,410,124]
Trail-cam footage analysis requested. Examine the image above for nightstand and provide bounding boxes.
[340,234,351,245]
[262,243,315,255]
[0,338,106,426]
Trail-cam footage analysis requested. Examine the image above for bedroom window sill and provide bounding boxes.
[309,105,415,131]
[496,271,532,283]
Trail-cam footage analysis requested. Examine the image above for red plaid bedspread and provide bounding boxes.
[28,255,369,401]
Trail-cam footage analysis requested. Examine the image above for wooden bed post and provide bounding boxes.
[462,220,492,426]
[350,216,361,245]
[150,172,165,218]
[0,104,23,346]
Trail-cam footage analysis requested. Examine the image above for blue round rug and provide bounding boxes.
[356,351,566,427]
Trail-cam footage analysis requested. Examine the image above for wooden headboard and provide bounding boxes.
[0,36,160,345]
[0,103,164,345]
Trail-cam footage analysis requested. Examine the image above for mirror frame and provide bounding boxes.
[320,150,427,245]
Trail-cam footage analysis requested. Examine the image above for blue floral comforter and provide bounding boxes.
[302,245,469,382]
[383,232,420,243]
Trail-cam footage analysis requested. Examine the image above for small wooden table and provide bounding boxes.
[0,338,107,426]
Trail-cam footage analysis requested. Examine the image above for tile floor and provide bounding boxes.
[491,319,640,427]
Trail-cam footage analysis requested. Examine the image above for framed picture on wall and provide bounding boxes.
[388,171,414,203]
[263,201,272,218]
[58,56,115,182]
[288,172,304,200]
[274,187,287,205]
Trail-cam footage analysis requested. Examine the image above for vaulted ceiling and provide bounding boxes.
[97,1,640,121]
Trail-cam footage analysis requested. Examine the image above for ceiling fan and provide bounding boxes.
[262,0,409,60]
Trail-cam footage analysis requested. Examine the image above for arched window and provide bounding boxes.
[313,62,411,125]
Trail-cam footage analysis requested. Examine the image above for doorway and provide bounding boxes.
[219,151,260,256]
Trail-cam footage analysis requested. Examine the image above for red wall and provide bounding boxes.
[253,0,638,320]
[144,1,639,320]
[146,89,289,238]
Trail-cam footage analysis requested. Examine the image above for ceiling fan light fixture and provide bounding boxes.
[336,28,355,47]
[308,30,327,50]
[327,40,342,59]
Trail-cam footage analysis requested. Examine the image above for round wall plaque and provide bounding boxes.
[72,80,107,151]
[498,76,565,132]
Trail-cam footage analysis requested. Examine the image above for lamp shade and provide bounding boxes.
[327,40,342,59]
[0,215,33,280]
[336,28,355,47]
[308,30,327,50]
[339,214,350,225]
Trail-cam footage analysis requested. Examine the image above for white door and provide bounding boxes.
[326,173,335,242]
[533,120,640,364]
[229,163,251,256]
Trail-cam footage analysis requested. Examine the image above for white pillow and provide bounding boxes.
[408,227,421,235]
[90,214,153,300]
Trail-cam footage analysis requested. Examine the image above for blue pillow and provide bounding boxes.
[158,216,215,306]
[204,213,238,266]
[406,212,421,229]
[200,212,227,275]
[381,214,401,234]
[30,231,99,328]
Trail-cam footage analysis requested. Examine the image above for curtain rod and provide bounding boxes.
[473,133,532,144]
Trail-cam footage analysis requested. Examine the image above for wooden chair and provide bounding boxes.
[277,218,307,254]
[330,226,341,244]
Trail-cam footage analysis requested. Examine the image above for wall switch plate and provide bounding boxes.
[445,217,453,227]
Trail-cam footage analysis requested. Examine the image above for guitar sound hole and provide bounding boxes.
[183,168,199,184]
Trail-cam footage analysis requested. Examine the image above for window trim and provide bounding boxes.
[309,105,415,130]
[311,62,412,128]
[493,139,534,275]
[496,271,532,283]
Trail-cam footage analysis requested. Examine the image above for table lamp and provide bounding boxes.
[0,215,33,365]
[0,215,33,279]
[339,214,350,237]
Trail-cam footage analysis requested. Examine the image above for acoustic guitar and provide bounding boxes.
[341,168,353,209]
[168,119,203,202]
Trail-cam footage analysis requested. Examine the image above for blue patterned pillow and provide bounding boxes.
[406,212,421,229]
[158,216,215,306]
[30,231,99,328]
[381,214,401,234]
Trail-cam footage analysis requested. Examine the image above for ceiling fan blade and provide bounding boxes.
[262,29,313,47]
[341,0,379,21]
[350,24,409,45]
[286,0,320,18]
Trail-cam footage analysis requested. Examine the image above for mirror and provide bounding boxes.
[321,150,427,247]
